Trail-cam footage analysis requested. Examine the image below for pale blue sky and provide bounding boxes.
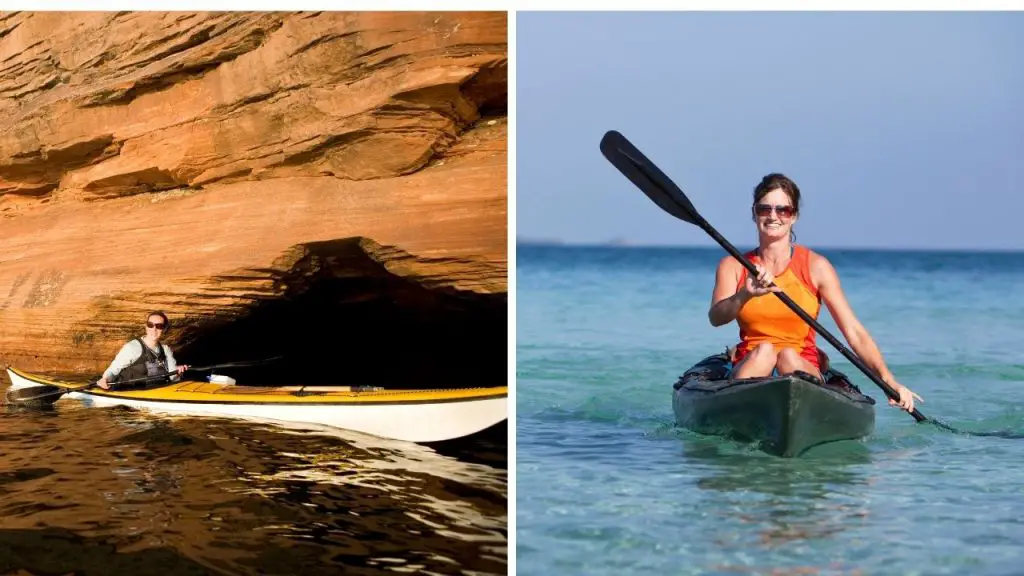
[517,11,1024,251]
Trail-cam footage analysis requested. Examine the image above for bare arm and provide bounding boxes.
[813,254,895,383]
[708,256,751,327]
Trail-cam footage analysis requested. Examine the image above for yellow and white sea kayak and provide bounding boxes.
[5,367,507,443]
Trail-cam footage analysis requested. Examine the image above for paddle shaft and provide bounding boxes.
[187,356,284,372]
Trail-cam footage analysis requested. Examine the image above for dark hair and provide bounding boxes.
[753,173,801,243]
[753,173,801,213]
[146,310,170,331]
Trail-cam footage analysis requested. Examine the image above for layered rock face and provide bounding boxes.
[0,11,507,386]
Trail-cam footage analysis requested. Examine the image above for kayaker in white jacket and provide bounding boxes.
[96,311,190,389]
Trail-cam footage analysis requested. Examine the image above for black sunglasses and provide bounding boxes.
[146,321,166,330]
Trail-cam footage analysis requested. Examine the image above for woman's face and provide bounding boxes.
[753,188,797,241]
[145,315,167,340]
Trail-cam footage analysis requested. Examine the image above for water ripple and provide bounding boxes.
[518,245,1024,575]
[0,396,506,575]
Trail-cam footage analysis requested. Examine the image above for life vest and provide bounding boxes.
[112,338,169,383]
[734,244,821,369]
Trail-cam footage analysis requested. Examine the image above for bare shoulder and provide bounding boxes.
[716,254,742,274]
[714,254,745,284]
[711,254,743,301]
[806,249,840,289]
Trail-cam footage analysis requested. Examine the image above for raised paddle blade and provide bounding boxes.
[600,130,760,280]
[600,130,702,226]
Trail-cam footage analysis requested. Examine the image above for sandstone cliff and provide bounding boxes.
[0,11,507,386]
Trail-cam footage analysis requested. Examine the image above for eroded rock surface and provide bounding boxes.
[0,11,507,383]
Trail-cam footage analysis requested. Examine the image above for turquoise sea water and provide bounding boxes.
[516,244,1024,575]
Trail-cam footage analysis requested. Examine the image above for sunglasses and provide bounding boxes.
[754,203,795,219]
[146,321,166,330]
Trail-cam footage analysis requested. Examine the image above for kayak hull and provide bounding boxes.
[6,367,507,444]
[673,354,875,457]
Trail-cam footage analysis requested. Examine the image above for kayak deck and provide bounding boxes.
[7,367,506,405]
[673,353,876,457]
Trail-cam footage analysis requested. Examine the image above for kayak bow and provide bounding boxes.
[674,353,876,457]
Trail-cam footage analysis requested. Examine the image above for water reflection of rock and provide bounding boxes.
[0,526,212,576]
[682,436,874,572]
[0,407,506,575]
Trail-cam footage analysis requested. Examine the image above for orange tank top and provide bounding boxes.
[734,244,821,368]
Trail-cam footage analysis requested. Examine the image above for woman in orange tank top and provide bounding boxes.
[707,173,922,414]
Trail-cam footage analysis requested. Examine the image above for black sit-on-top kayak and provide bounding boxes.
[673,352,876,457]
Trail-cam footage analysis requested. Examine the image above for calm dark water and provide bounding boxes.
[517,244,1024,575]
[0,388,507,575]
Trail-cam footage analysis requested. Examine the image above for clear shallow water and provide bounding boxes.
[0,393,507,575]
[517,244,1024,575]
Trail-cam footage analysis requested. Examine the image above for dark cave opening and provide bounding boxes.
[462,59,507,117]
[174,238,507,390]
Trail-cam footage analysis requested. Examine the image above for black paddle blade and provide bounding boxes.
[4,385,64,406]
[599,130,702,226]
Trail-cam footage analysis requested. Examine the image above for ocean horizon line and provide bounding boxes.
[516,238,1024,255]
